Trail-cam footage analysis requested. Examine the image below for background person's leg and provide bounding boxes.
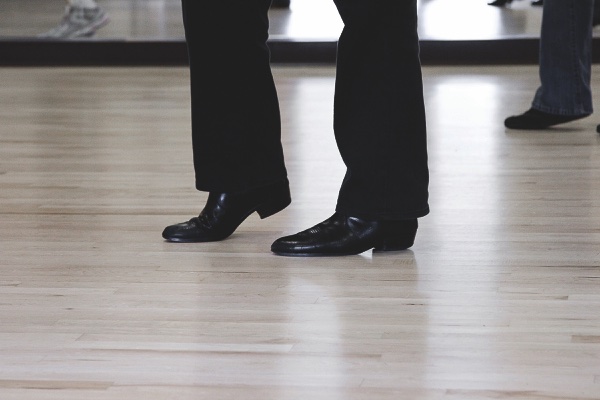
[39,0,109,39]
[532,0,593,116]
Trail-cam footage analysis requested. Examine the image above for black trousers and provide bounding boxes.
[181,0,429,220]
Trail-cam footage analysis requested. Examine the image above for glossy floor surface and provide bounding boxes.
[1,65,600,399]
[0,0,583,40]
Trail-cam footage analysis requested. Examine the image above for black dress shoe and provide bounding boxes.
[488,0,512,6]
[162,180,291,243]
[270,0,290,8]
[504,108,589,130]
[271,212,418,256]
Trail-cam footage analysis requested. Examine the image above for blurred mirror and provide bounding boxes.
[0,0,554,42]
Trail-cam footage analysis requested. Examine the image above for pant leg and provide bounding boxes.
[181,0,287,193]
[332,0,429,220]
[532,0,593,116]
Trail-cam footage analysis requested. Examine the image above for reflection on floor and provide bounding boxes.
[0,0,573,41]
[1,64,600,400]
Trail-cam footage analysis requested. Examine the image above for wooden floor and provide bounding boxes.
[1,65,600,399]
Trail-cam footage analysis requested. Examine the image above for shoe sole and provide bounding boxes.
[271,247,412,257]
[271,240,414,257]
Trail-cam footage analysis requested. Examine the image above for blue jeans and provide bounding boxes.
[532,0,594,116]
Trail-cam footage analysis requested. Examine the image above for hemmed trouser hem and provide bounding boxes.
[195,174,289,194]
[334,206,430,221]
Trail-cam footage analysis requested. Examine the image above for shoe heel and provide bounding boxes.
[373,220,418,252]
[373,235,415,252]
[256,195,291,219]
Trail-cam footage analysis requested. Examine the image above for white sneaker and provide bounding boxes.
[38,6,109,39]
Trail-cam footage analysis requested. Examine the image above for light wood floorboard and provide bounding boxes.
[1,65,600,399]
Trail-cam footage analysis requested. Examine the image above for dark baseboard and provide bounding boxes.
[1,37,600,66]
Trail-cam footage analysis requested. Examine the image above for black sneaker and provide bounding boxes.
[504,108,589,130]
